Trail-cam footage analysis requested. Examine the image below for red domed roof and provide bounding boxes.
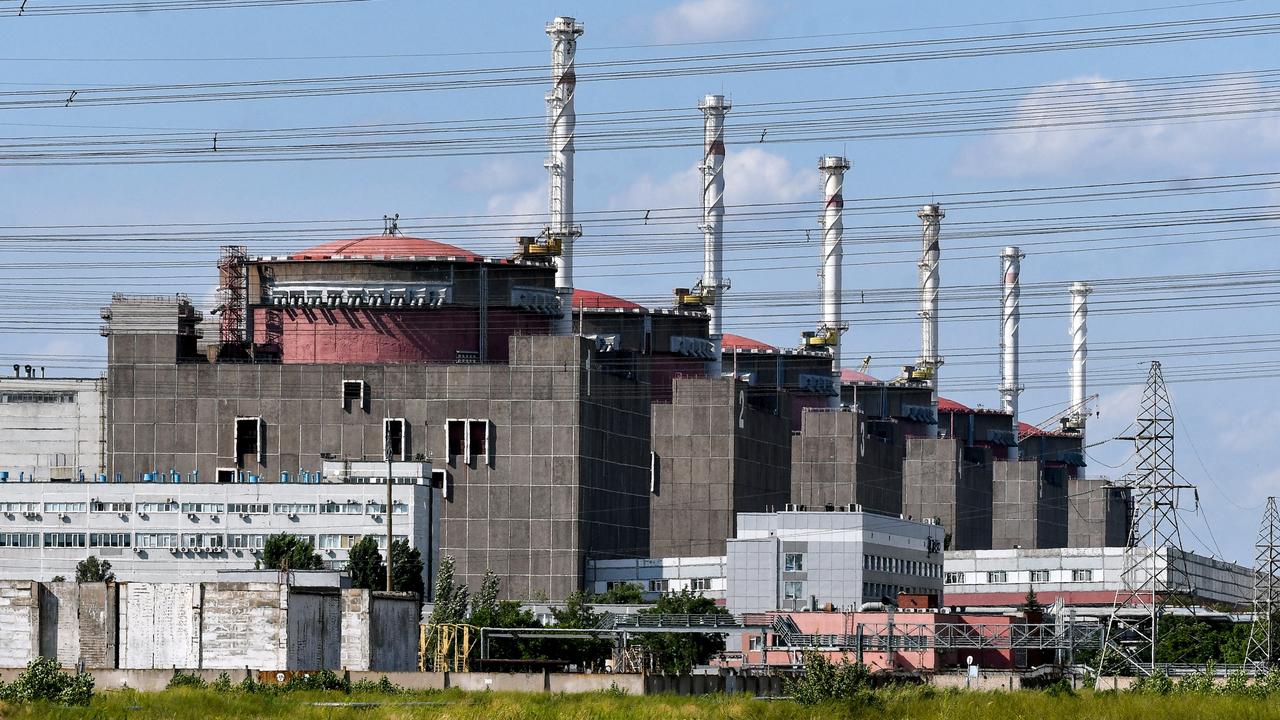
[722,333,775,351]
[937,397,971,413]
[573,289,645,310]
[290,235,481,261]
[840,368,879,384]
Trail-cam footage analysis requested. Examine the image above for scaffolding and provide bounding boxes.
[217,245,248,346]
[420,623,478,672]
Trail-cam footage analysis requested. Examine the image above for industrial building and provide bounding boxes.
[0,14,1132,605]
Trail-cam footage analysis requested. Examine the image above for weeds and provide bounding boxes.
[0,657,95,706]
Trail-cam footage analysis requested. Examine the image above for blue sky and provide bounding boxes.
[1,0,1277,564]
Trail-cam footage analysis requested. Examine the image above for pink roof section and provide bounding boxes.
[289,235,482,261]
[572,288,645,311]
[937,397,972,413]
[840,368,879,384]
[721,333,776,351]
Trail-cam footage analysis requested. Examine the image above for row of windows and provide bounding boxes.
[7,500,409,517]
[0,392,76,404]
[863,582,933,599]
[945,569,1094,584]
[862,554,942,578]
[604,578,714,594]
[3,532,410,551]
[231,414,493,465]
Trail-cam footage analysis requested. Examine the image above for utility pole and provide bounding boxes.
[1097,361,1196,676]
[1246,497,1280,670]
[385,433,394,593]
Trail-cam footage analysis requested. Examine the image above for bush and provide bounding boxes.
[283,669,349,693]
[1129,671,1175,695]
[167,671,207,689]
[0,657,94,706]
[211,672,233,693]
[785,652,875,706]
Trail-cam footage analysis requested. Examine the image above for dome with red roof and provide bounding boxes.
[572,289,645,310]
[290,235,481,261]
[937,397,971,413]
[840,368,879,384]
[721,333,776,352]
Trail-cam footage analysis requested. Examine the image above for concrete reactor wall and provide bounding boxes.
[903,438,993,551]
[790,408,903,515]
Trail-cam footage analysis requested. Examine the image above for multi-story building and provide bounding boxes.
[0,377,105,483]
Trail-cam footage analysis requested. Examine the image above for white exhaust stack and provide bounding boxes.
[917,203,945,437]
[1067,281,1093,439]
[699,94,731,377]
[999,246,1024,459]
[819,155,851,408]
[546,16,584,336]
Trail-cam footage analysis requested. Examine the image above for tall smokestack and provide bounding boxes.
[999,246,1024,459]
[1068,281,1093,439]
[699,94,731,377]
[917,203,945,437]
[819,155,851,408]
[546,16,584,336]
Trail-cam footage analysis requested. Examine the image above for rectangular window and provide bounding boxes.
[319,534,361,550]
[1072,569,1093,582]
[748,636,764,651]
[227,534,266,550]
[690,578,711,592]
[783,581,804,601]
[342,380,368,412]
[43,533,86,548]
[90,532,131,548]
[234,416,263,466]
[90,501,132,513]
[228,503,269,515]
[273,503,316,515]
[784,553,804,572]
[44,502,87,513]
[384,418,406,460]
[0,533,38,547]
[469,420,488,463]
[945,572,965,584]
[135,533,178,548]
[180,503,224,514]
[216,468,237,484]
[1029,570,1051,583]
[647,579,667,593]
[366,501,409,515]
[446,420,466,459]
[180,534,224,549]
[137,501,178,513]
[0,502,39,514]
[320,501,364,515]
[987,571,1008,584]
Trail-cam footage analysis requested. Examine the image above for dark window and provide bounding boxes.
[447,420,466,459]
[342,380,367,412]
[469,420,488,463]
[216,468,237,484]
[384,418,406,460]
[234,417,262,466]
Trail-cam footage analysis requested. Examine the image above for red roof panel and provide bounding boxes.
[290,235,481,261]
[840,368,879,384]
[572,288,645,310]
[721,333,776,351]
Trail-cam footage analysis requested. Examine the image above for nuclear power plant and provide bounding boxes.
[0,15,1135,606]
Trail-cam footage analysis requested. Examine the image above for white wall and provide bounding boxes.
[0,377,103,482]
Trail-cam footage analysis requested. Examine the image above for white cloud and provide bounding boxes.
[651,0,769,43]
[953,75,1280,178]
[453,157,538,194]
[486,181,547,238]
[1084,382,1144,477]
[609,147,811,211]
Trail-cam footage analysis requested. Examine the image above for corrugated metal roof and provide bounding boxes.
[572,289,645,310]
[721,333,775,351]
[839,368,879,384]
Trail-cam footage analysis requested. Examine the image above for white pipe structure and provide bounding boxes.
[546,16,584,336]
[699,94,731,377]
[999,246,1025,459]
[1068,281,1094,438]
[819,155,851,408]
[917,203,945,437]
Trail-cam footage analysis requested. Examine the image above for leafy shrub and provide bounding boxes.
[0,657,94,706]
[167,671,207,689]
[377,676,402,694]
[1222,669,1251,696]
[1129,671,1175,695]
[785,652,874,705]
[211,672,233,693]
[283,669,349,693]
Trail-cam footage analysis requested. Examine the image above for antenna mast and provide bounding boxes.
[1246,496,1280,670]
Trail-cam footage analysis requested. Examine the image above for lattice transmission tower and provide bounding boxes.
[1246,497,1280,670]
[1097,361,1197,676]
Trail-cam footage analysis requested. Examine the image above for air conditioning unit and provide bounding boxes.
[59,513,68,520]
[188,513,198,520]
[288,513,298,520]
[178,546,189,553]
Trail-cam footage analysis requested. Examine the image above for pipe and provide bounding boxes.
[819,155,851,407]
[1068,281,1093,438]
[546,16,584,336]
[999,246,1024,459]
[917,203,945,437]
[699,94,731,377]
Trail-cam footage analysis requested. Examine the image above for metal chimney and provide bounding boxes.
[546,16,584,336]
[917,203,945,436]
[699,94,731,377]
[1067,281,1093,438]
[819,155,851,408]
[999,246,1024,459]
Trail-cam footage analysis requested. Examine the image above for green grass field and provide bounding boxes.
[6,687,1280,720]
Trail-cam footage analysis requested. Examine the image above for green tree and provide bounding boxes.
[785,651,872,705]
[261,533,323,571]
[346,536,385,590]
[427,555,468,625]
[633,588,729,673]
[75,556,114,583]
[1021,587,1044,614]
[593,583,646,604]
[470,570,500,620]
[549,591,612,670]
[390,539,425,597]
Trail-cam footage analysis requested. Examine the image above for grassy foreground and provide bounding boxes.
[5,687,1280,720]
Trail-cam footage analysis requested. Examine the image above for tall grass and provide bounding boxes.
[6,686,1280,720]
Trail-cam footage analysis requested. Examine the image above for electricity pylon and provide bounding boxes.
[1245,497,1280,670]
[1097,361,1197,676]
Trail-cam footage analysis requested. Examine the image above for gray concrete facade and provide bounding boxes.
[790,408,903,515]
[902,438,993,551]
[991,460,1067,550]
[649,377,791,557]
[0,377,105,483]
[1067,477,1131,548]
